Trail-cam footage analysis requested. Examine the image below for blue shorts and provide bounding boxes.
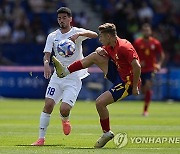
[106,60,132,102]
[141,72,154,86]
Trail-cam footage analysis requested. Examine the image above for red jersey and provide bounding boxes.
[103,37,139,84]
[133,37,163,73]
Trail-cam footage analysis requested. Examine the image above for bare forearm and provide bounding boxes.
[78,30,98,38]
[43,52,52,79]
[132,59,141,88]
[158,52,165,66]
[43,52,51,65]
[133,65,141,88]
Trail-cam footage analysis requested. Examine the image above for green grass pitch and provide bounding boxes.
[0,99,180,154]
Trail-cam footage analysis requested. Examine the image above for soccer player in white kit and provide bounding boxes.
[31,7,98,146]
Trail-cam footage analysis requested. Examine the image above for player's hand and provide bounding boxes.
[69,33,80,42]
[44,63,51,79]
[132,87,140,96]
[154,63,161,72]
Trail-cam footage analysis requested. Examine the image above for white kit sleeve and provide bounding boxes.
[43,34,54,53]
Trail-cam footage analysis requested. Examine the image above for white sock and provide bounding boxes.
[39,112,50,139]
[60,113,69,121]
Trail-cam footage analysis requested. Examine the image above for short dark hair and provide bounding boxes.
[57,7,72,17]
[98,23,117,36]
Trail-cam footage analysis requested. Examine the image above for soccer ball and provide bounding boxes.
[57,39,75,57]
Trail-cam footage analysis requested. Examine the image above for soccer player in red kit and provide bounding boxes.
[133,23,165,116]
[52,23,141,148]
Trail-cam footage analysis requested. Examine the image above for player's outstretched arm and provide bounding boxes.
[155,51,165,71]
[70,30,98,42]
[78,30,98,38]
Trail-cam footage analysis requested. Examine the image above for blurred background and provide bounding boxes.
[0,0,179,101]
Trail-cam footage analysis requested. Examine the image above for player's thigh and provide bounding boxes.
[82,51,109,74]
[62,78,82,107]
[94,51,109,74]
[109,81,132,102]
[45,81,62,104]
[96,91,114,107]
[144,79,152,90]
[141,72,153,91]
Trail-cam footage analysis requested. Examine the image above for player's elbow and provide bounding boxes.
[91,32,98,38]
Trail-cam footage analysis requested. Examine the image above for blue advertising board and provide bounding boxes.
[0,66,48,98]
[0,66,180,100]
[168,68,180,100]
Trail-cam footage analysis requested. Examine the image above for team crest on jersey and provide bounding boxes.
[151,44,155,50]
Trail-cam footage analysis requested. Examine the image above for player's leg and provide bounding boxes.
[143,79,153,116]
[94,91,115,148]
[141,72,153,116]
[31,81,62,145]
[60,103,72,135]
[52,47,109,78]
[94,84,132,148]
[31,98,55,146]
[94,60,132,148]
[68,48,109,74]
[60,77,82,135]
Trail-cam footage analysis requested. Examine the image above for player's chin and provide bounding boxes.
[60,24,66,29]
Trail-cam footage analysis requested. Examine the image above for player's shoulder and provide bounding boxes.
[117,39,136,55]
[119,38,133,48]
[48,29,59,38]
[150,37,161,44]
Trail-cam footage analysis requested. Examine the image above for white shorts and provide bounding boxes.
[45,76,82,107]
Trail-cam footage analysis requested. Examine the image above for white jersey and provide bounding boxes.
[43,27,89,80]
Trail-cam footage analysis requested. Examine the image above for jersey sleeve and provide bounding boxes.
[43,33,54,53]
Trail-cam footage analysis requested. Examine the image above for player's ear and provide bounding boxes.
[107,33,111,39]
[69,17,72,23]
[57,17,59,23]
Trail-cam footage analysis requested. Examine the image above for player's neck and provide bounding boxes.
[143,36,150,41]
[60,26,72,34]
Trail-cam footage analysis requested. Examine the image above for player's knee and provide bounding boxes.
[43,102,54,114]
[60,108,70,116]
[60,103,71,116]
[96,98,105,109]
